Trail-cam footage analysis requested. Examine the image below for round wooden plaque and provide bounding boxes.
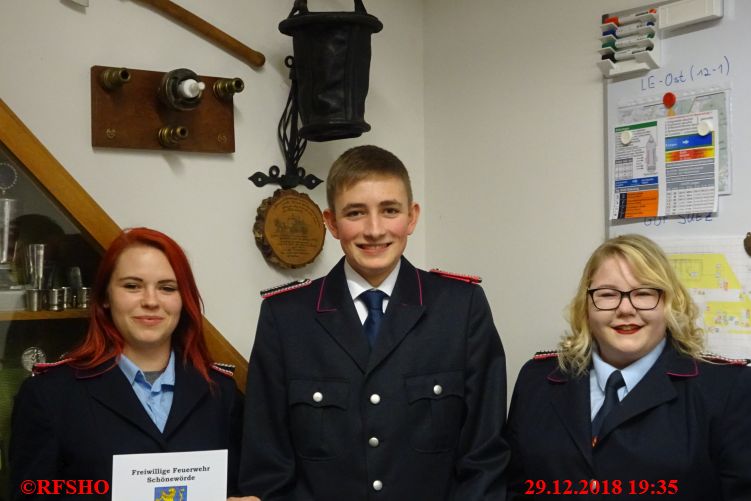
[254,189,325,269]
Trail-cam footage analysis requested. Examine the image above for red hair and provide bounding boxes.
[66,227,213,382]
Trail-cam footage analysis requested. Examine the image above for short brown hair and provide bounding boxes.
[326,145,413,210]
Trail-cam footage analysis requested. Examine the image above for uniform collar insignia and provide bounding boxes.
[429,268,482,284]
[260,278,312,298]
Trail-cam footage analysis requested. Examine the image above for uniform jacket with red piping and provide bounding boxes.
[239,257,508,501]
[505,343,751,500]
[9,355,243,500]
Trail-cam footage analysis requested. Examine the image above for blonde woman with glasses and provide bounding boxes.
[505,234,751,500]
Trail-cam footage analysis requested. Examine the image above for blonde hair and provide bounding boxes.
[559,234,704,375]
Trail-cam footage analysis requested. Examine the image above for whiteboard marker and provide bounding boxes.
[614,33,654,49]
[613,47,650,61]
[615,21,655,38]
[604,8,656,26]
[601,47,651,62]
[601,33,654,50]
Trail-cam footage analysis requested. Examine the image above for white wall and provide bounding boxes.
[423,0,652,389]
[0,0,425,358]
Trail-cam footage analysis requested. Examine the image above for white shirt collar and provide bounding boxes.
[344,259,400,324]
[343,258,401,300]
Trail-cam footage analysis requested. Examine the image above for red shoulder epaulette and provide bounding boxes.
[701,353,751,366]
[533,350,559,361]
[260,279,312,299]
[429,268,482,284]
[32,358,72,376]
[211,362,235,377]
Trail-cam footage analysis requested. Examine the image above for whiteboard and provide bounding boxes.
[606,0,749,238]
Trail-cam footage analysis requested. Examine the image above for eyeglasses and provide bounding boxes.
[587,288,663,311]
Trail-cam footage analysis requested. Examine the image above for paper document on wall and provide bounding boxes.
[610,110,719,220]
[616,88,731,194]
[112,449,226,501]
[656,236,751,359]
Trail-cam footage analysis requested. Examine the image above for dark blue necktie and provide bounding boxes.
[360,290,387,348]
[592,370,625,440]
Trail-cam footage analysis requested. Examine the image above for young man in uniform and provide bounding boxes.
[239,145,508,500]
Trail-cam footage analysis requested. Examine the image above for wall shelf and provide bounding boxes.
[0,309,90,322]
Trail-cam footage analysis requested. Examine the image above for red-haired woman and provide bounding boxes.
[9,228,252,500]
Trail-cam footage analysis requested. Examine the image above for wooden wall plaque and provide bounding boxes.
[254,189,325,268]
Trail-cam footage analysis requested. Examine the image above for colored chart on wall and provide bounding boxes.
[616,88,731,195]
[657,235,751,359]
[609,110,719,220]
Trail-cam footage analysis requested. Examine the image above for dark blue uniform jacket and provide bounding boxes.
[9,356,242,500]
[505,344,751,500]
[239,257,509,501]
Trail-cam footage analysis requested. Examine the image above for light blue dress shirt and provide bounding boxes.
[589,338,666,420]
[118,351,175,432]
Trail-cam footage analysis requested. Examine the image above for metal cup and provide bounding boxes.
[61,286,74,310]
[26,243,46,289]
[47,288,64,311]
[76,287,91,309]
[25,288,45,311]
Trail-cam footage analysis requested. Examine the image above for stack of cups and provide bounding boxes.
[0,198,17,265]
[25,243,46,311]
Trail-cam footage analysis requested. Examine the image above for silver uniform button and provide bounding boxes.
[313,391,323,403]
[370,393,381,405]
[433,384,443,395]
[372,480,383,491]
[368,436,380,447]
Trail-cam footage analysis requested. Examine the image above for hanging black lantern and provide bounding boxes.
[279,0,383,142]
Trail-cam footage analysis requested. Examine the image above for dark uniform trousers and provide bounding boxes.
[9,358,243,500]
[505,344,751,500]
[239,257,509,500]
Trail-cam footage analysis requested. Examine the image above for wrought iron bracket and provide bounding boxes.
[250,56,322,190]
[249,165,322,190]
